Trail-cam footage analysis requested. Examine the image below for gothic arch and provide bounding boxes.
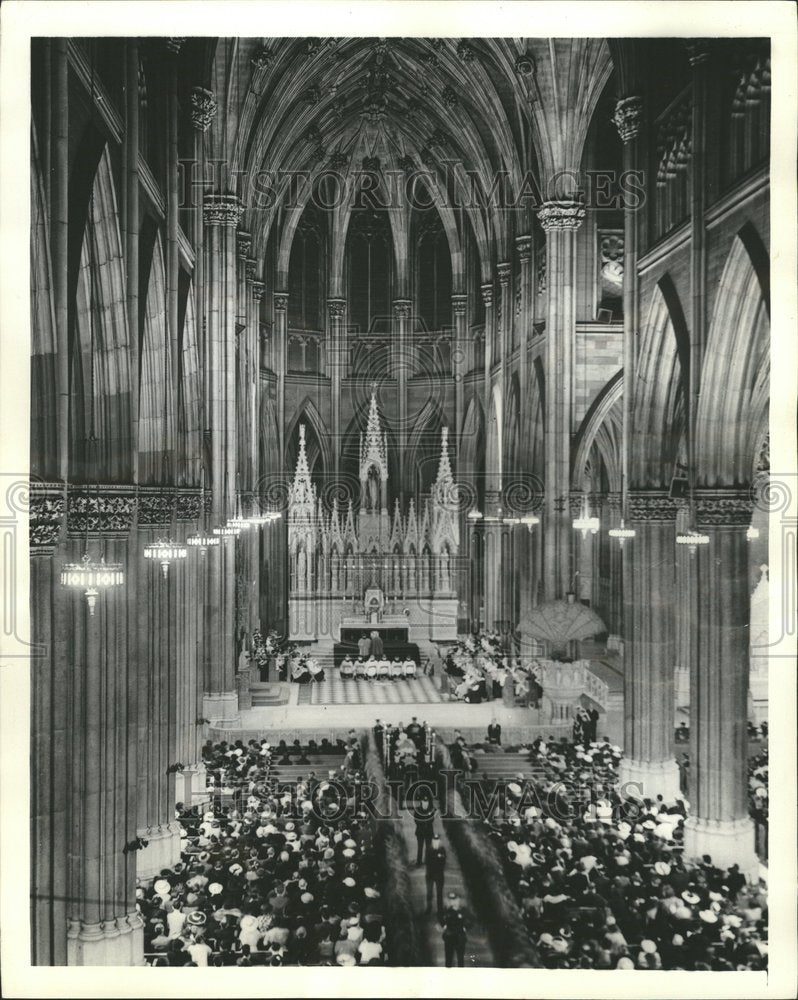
[571,370,623,488]
[631,278,687,488]
[70,145,131,483]
[138,233,172,484]
[696,228,770,486]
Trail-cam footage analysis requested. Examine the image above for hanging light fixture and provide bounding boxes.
[226,472,251,531]
[144,538,188,578]
[467,509,483,521]
[609,517,636,548]
[60,50,125,616]
[676,527,710,554]
[746,524,760,541]
[519,514,540,532]
[61,553,125,616]
[187,469,220,551]
[572,495,600,538]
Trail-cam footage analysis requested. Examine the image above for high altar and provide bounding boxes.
[287,392,460,645]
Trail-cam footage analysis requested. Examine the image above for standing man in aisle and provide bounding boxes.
[441,891,468,967]
[413,794,436,865]
[425,833,447,920]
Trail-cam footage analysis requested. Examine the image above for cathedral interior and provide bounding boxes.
[26,35,773,969]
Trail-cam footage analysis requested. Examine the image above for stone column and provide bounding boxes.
[202,194,242,726]
[451,293,468,605]
[483,493,503,631]
[63,489,144,965]
[617,491,680,803]
[538,200,585,600]
[393,299,411,501]
[165,40,181,480]
[274,292,288,468]
[480,282,494,429]
[605,491,624,649]
[29,489,68,965]
[328,297,346,481]
[683,490,758,877]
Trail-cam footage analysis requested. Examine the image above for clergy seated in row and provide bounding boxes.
[341,655,417,681]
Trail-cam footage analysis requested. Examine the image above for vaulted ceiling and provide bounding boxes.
[190,37,615,278]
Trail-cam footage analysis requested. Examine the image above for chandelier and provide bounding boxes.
[61,552,125,616]
[676,529,710,554]
[520,514,540,532]
[572,493,600,538]
[144,538,188,577]
[608,518,636,547]
[187,468,220,551]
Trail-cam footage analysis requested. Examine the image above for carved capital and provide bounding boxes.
[203,194,243,228]
[605,491,623,513]
[189,87,217,132]
[695,489,754,527]
[537,200,586,232]
[515,235,532,263]
[628,490,683,523]
[392,299,411,319]
[164,38,186,55]
[252,280,265,301]
[274,292,289,312]
[29,483,66,552]
[328,298,346,320]
[451,294,468,316]
[496,262,511,287]
[612,95,643,143]
[236,230,252,261]
[67,487,137,536]
[245,257,258,283]
[480,283,494,308]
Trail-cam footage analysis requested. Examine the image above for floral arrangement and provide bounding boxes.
[252,628,298,668]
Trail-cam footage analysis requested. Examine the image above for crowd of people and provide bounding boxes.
[448,733,768,971]
[443,631,544,706]
[139,735,391,966]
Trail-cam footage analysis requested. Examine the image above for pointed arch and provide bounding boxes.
[70,145,131,482]
[571,370,623,488]
[138,233,172,484]
[696,228,770,486]
[631,278,687,487]
[30,124,58,479]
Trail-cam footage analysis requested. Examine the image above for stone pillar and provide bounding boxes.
[538,200,585,600]
[617,491,681,803]
[29,489,68,965]
[202,194,242,726]
[683,490,758,877]
[63,489,144,965]
[328,298,346,481]
[451,293,469,616]
[393,299,411,501]
[274,292,288,468]
[605,491,624,648]
[483,493,503,631]
[480,282,494,428]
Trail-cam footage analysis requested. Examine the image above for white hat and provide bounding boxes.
[641,939,657,954]
[343,877,356,887]
[208,883,223,896]
[699,909,718,924]
[654,861,671,876]
[154,879,171,896]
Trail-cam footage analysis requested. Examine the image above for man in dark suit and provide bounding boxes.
[413,796,436,865]
[441,892,468,967]
[425,834,447,919]
[487,719,502,745]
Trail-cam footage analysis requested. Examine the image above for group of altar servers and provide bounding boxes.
[339,652,417,682]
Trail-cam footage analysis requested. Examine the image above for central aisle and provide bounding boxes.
[396,807,495,968]
[297,674,444,706]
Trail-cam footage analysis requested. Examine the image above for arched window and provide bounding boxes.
[288,209,323,330]
[346,209,392,335]
[416,214,452,332]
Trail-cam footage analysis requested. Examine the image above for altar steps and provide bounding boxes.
[296,672,443,706]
